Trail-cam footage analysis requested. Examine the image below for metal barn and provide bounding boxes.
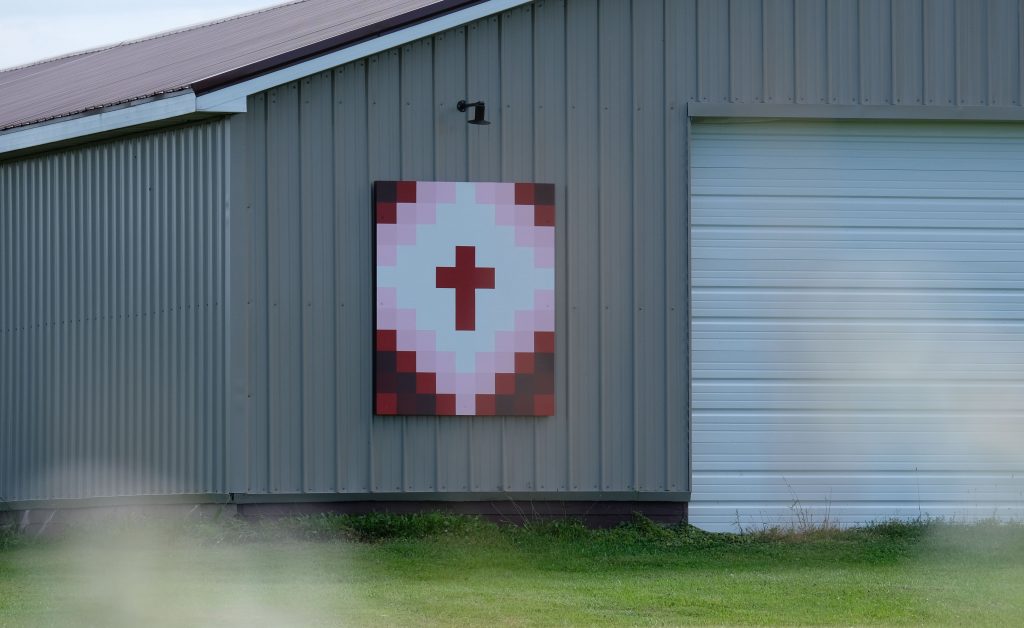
[2,0,1024,531]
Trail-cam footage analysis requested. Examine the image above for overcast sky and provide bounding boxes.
[0,0,287,70]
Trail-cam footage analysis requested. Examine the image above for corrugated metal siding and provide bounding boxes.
[227,0,690,495]
[0,121,228,502]
[685,0,1023,109]
[226,0,1024,498]
[7,0,1024,504]
[690,121,1024,531]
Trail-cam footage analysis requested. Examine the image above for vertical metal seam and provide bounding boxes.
[362,61,376,493]
[854,0,861,104]
[596,0,605,491]
[923,0,931,104]
[792,0,798,103]
[726,0,732,102]
[396,48,406,494]
[953,0,960,105]
[631,0,639,492]
[328,70,339,494]
[1013,0,1023,105]
[560,0,572,492]
[825,0,832,103]
[530,2,540,492]
[298,80,307,495]
[663,0,671,491]
[630,0,638,491]
[685,104,693,496]
[695,0,702,101]
[223,114,233,494]
[431,31,442,494]
[331,71,344,493]
[978,0,987,106]
[889,0,896,103]
[259,98,271,493]
[497,10,507,493]
[761,0,769,103]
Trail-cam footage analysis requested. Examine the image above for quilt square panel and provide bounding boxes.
[374,181,555,416]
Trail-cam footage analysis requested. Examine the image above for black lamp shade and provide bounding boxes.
[457,100,490,126]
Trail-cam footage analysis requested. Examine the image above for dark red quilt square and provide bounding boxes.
[514,394,534,415]
[416,372,436,394]
[496,373,516,395]
[396,351,417,373]
[376,202,397,224]
[534,331,555,353]
[533,371,555,395]
[398,393,435,415]
[534,204,555,226]
[476,394,496,415]
[435,394,456,414]
[396,181,417,202]
[534,183,555,205]
[534,394,555,415]
[376,330,397,351]
[514,182,535,205]
[515,352,535,374]
[376,393,398,414]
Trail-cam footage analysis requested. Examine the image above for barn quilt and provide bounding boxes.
[374,181,555,416]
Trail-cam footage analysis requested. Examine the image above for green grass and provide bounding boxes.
[1,514,1023,626]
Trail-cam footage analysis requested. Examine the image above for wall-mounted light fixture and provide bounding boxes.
[457,100,490,125]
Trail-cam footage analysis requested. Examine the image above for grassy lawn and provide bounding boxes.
[1,514,1022,626]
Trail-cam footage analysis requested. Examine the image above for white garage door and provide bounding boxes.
[690,121,1024,532]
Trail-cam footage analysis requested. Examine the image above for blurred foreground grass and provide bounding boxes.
[1,514,1022,626]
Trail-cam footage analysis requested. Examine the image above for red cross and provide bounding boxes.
[436,246,495,331]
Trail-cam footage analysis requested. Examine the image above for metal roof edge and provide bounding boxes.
[195,0,530,111]
[192,0,487,94]
[0,0,311,77]
[1,0,527,157]
[0,91,201,158]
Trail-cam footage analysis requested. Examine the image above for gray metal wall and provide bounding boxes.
[6,0,1024,504]
[226,0,690,496]
[226,0,1024,498]
[0,121,229,503]
[710,0,1023,109]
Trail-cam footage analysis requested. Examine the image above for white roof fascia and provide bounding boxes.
[0,0,528,156]
[0,92,198,156]
[195,0,530,112]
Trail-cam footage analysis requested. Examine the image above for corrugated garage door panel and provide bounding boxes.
[690,121,1024,532]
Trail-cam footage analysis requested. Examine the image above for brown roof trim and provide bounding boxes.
[192,0,486,94]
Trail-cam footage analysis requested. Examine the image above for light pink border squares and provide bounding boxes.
[396,308,416,331]
[495,331,515,352]
[534,247,554,268]
[494,351,515,373]
[495,204,516,226]
[494,183,516,205]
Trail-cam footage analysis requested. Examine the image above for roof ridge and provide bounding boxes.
[0,0,313,75]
